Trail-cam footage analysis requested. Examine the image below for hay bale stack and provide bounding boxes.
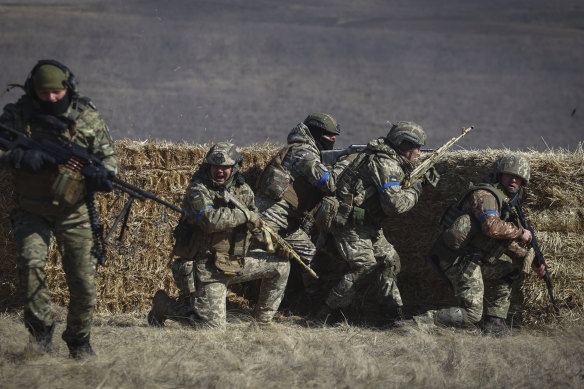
[0,141,581,325]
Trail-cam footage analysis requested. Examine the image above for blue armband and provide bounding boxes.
[195,206,214,221]
[317,172,329,189]
[378,177,400,192]
[479,210,499,221]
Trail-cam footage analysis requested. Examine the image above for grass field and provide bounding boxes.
[1,309,583,389]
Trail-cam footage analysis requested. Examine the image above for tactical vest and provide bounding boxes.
[336,150,384,218]
[256,144,323,213]
[431,182,523,270]
[172,182,251,276]
[12,96,93,214]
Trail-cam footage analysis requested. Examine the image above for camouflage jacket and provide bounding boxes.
[258,122,347,214]
[461,183,527,259]
[183,165,256,260]
[0,93,118,213]
[336,137,421,226]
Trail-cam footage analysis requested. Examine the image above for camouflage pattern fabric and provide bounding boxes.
[191,249,290,329]
[0,93,118,342]
[414,184,528,328]
[256,122,347,264]
[165,162,289,329]
[322,138,422,313]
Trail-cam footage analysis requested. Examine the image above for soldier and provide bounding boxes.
[254,113,348,307]
[313,121,431,322]
[148,142,290,330]
[0,60,119,358]
[413,153,545,336]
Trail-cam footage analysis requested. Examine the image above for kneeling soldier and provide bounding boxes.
[148,142,290,329]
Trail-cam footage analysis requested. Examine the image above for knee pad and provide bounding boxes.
[435,307,469,327]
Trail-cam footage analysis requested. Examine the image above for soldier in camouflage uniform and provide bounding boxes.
[148,142,290,330]
[313,121,430,322]
[0,60,119,358]
[413,154,546,336]
[254,113,348,306]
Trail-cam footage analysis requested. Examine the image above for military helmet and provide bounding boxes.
[303,113,341,135]
[205,142,243,166]
[494,153,530,184]
[387,121,426,148]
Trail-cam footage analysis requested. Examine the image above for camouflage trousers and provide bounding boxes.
[179,249,290,330]
[11,205,96,342]
[255,196,317,266]
[325,223,402,311]
[415,253,523,327]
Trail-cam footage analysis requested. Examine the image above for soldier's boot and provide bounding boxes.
[148,290,200,327]
[25,319,56,354]
[66,335,97,360]
[482,315,520,337]
[379,305,405,325]
[148,290,174,327]
[435,307,468,328]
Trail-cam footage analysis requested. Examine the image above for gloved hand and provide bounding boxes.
[246,211,264,230]
[84,165,114,192]
[411,179,423,195]
[276,246,295,261]
[424,166,440,187]
[9,148,56,173]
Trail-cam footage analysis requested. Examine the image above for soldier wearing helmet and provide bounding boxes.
[254,113,348,309]
[148,142,290,330]
[0,60,118,359]
[311,121,431,323]
[413,153,544,336]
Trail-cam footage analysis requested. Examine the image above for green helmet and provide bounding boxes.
[303,113,341,135]
[494,153,530,184]
[205,142,242,166]
[386,121,426,148]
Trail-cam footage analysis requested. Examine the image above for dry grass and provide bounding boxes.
[1,310,583,388]
[0,141,582,327]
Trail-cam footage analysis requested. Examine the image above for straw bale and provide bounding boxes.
[0,141,582,327]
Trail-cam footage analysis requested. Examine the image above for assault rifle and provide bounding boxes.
[222,189,319,279]
[403,126,473,188]
[509,196,560,315]
[0,121,184,266]
[321,144,435,165]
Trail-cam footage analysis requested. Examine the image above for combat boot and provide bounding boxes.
[25,319,56,354]
[148,289,174,327]
[66,335,97,360]
[482,315,520,337]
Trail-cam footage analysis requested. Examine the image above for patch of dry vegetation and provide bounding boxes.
[1,311,583,388]
[0,141,582,327]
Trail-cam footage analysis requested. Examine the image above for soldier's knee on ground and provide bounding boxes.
[435,307,470,327]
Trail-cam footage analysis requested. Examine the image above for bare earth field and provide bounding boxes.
[0,0,582,150]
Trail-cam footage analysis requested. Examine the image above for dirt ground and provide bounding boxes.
[0,0,582,150]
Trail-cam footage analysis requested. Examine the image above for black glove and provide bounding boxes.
[9,148,56,173]
[424,166,440,187]
[84,165,114,192]
[412,179,423,195]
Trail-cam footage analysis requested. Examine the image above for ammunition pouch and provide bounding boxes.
[171,258,196,296]
[314,196,363,232]
[258,164,291,201]
[172,217,201,259]
[213,252,244,276]
[51,165,84,206]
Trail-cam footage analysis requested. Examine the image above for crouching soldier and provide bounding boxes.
[148,142,290,330]
[414,153,545,336]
